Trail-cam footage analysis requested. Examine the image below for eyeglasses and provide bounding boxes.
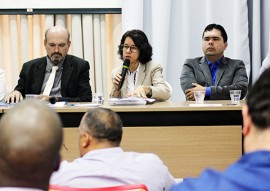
[121,44,138,53]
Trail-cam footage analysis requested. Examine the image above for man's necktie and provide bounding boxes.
[43,66,58,96]
[211,63,218,85]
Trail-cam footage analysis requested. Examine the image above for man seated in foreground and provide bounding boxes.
[0,100,63,190]
[50,108,175,191]
[171,68,270,191]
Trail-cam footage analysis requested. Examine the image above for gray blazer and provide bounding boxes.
[180,56,248,100]
[111,61,171,101]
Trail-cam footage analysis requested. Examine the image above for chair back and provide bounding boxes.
[49,184,148,191]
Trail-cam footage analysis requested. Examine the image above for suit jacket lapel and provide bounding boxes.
[61,55,73,96]
[199,57,212,86]
[215,57,228,85]
[136,64,146,86]
[32,57,47,93]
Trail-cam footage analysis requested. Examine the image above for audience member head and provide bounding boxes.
[201,23,228,61]
[0,100,63,190]
[117,29,153,64]
[78,108,123,157]
[44,25,71,64]
[243,68,270,153]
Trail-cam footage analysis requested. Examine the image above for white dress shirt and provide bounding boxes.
[126,64,140,94]
[50,147,175,191]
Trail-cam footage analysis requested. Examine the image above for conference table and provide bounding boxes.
[2,100,243,178]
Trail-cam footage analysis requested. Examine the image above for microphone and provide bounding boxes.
[118,59,130,91]
[49,97,57,104]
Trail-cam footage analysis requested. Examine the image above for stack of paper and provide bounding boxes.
[108,97,155,106]
[70,103,100,107]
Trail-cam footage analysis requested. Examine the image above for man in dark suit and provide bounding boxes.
[180,23,248,100]
[5,26,92,103]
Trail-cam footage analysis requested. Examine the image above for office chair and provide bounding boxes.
[49,184,148,191]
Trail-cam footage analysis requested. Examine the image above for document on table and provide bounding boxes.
[108,97,155,106]
[189,103,223,107]
[0,102,13,107]
[70,103,100,107]
[48,101,68,107]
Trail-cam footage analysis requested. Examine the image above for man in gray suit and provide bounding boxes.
[180,23,248,100]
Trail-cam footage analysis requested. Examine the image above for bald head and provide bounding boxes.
[0,100,63,189]
[80,108,123,144]
[45,26,70,42]
[44,26,71,64]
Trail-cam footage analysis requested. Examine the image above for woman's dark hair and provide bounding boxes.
[117,29,153,64]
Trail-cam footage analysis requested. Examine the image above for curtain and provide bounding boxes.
[249,0,270,83]
[0,14,122,99]
[1,0,270,102]
[122,0,251,101]
[250,0,261,82]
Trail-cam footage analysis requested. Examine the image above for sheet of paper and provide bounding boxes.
[48,101,68,107]
[0,102,12,107]
[70,103,100,107]
[189,103,223,107]
[108,97,156,106]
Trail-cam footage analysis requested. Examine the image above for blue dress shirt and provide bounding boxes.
[170,151,270,191]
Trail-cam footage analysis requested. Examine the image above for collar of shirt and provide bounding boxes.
[127,63,140,75]
[82,147,124,158]
[206,57,223,85]
[206,56,223,68]
[42,56,64,97]
[46,56,64,72]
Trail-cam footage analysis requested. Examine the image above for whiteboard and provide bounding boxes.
[0,0,122,9]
